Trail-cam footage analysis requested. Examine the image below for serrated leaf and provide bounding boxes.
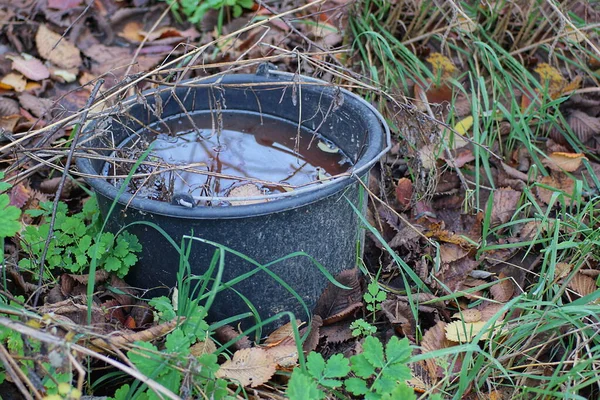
[103,256,121,272]
[215,348,276,387]
[127,342,164,377]
[324,353,350,378]
[165,328,191,355]
[350,353,375,378]
[373,374,398,394]
[362,336,385,369]
[381,383,417,400]
[286,371,324,400]
[385,336,411,364]
[345,377,369,395]
[383,363,412,382]
[0,195,21,238]
[306,352,326,378]
[567,110,600,143]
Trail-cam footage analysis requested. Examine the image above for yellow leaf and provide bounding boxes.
[453,115,474,136]
[215,347,276,387]
[1,73,27,92]
[543,152,587,172]
[534,63,564,93]
[426,52,457,79]
[444,320,487,342]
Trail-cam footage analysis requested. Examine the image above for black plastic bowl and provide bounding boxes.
[76,69,390,326]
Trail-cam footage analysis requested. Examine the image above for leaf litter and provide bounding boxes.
[2,0,600,398]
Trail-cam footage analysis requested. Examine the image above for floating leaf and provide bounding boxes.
[36,24,82,69]
[317,140,340,154]
[543,152,587,172]
[215,347,276,387]
[228,183,263,206]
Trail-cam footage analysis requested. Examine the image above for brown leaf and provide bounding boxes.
[118,21,144,42]
[452,309,481,323]
[190,338,217,357]
[477,303,506,321]
[439,243,469,264]
[263,320,302,347]
[567,110,600,143]
[36,25,82,69]
[48,0,82,10]
[555,262,572,279]
[313,268,363,325]
[536,174,575,205]
[489,273,515,302]
[491,188,521,226]
[264,344,298,369]
[0,115,21,133]
[90,318,180,353]
[9,183,32,208]
[214,325,252,350]
[395,177,412,209]
[9,55,50,81]
[543,152,587,172]
[0,96,20,116]
[215,347,276,387]
[1,73,27,92]
[320,321,353,344]
[279,315,323,353]
[228,183,264,206]
[567,273,596,297]
[18,92,54,118]
[420,321,456,381]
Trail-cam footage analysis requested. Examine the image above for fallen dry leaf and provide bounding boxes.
[567,110,600,143]
[313,268,363,325]
[0,97,20,116]
[48,0,82,10]
[452,309,482,323]
[491,188,521,226]
[555,262,572,279]
[478,303,506,321]
[190,338,217,357]
[263,319,302,347]
[8,54,50,81]
[420,321,457,381]
[536,174,575,205]
[18,92,54,118]
[215,347,276,387]
[214,325,252,350]
[543,152,587,172]
[1,73,27,92]
[395,177,413,209]
[228,183,263,206]
[264,344,298,368]
[439,243,469,264]
[567,273,597,297]
[445,320,488,342]
[119,21,144,42]
[36,24,82,70]
[489,273,515,302]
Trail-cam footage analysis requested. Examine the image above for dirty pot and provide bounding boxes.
[76,69,390,327]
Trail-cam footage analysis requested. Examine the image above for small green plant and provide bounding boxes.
[165,0,254,25]
[364,281,386,313]
[0,173,21,240]
[350,318,377,337]
[19,198,141,278]
[287,336,419,400]
[112,303,231,400]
